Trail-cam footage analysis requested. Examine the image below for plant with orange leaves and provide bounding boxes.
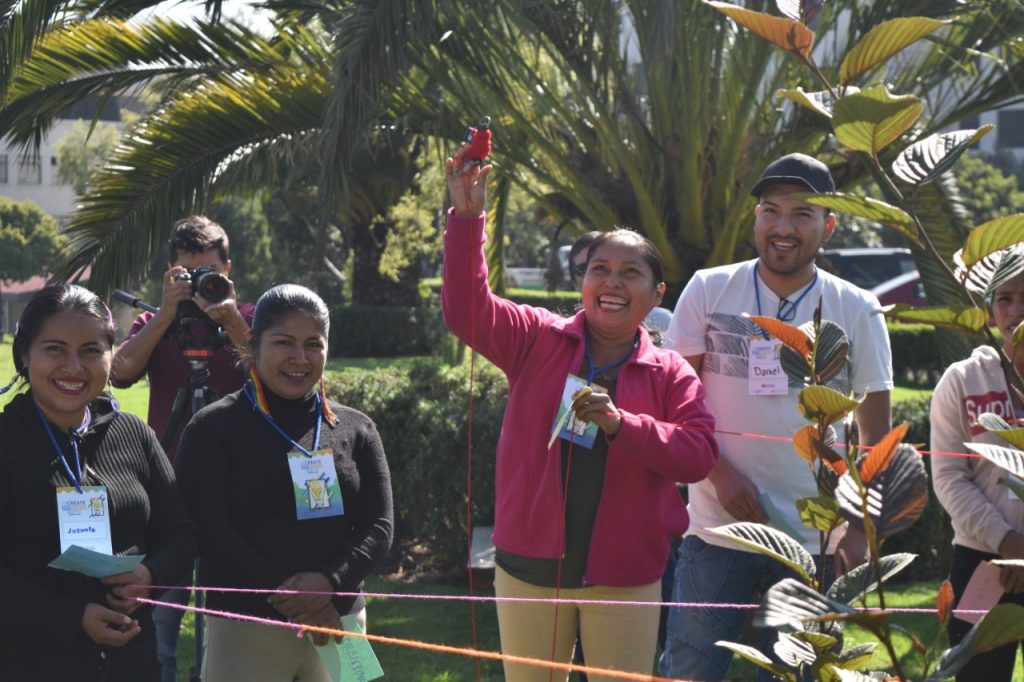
[700,0,1024,678]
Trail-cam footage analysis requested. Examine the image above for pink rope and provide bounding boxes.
[139,585,990,616]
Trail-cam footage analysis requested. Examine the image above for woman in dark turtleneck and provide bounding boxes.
[0,285,195,682]
[175,284,393,681]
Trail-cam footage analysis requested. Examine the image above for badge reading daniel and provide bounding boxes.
[748,337,787,396]
[288,449,344,520]
[55,486,113,554]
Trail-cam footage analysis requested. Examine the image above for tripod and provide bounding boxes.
[162,350,219,682]
[113,289,226,680]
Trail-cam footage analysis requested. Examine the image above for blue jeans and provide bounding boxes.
[658,536,834,681]
[152,583,191,682]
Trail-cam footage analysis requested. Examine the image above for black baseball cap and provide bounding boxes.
[750,153,835,198]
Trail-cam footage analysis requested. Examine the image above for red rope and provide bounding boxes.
[465,225,481,682]
[548,434,575,681]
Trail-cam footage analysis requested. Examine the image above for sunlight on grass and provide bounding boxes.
[892,384,933,403]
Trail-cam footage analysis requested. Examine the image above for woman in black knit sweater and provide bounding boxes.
[0,285,196,681]
[175,283,393,681]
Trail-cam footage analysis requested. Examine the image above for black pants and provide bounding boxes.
[2,618,159,682]
[948,544,1024,682]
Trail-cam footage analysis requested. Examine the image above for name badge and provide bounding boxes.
[288,449,344,521]
[548,374,606,450]
[748,337,787,396]
[55,486,112,555]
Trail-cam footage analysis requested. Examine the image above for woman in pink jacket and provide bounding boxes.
[442,149,718,681]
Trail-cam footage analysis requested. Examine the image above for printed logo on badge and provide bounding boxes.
[748,336,788,396]
[288,449,344,520]
[89,497,105,517]
[306,477,330,509]
[55,486,112,555]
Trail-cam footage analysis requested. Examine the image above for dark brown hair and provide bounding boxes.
[586,228,665,287]
[2,284,115,393]
[168,215,230,264]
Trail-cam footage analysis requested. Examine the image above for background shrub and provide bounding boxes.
[326,359,507,574]
[330,305,444,357]
[888,324,965,385]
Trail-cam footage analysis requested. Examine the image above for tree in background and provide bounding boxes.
[953,153,1024,225]
[54,120,120,194]
[0,197,64,336]
[2,1,1024,308]
[205,196,275,303]
[348,0,1024,301]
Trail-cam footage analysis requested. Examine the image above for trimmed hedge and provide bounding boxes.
[329,305,443,357]
[330,292,955,382]
[325,360,505,573]
[329,289,578,358]
[888,324,949,384]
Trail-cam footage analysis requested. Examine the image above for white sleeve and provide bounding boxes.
[848,295,893,395]
[930,367,1014,552]
[667,273,710,357]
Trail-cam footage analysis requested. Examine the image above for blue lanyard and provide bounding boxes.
[752,262,818,339]
[33,398,90,493]
[584,331,637,385]
[244,384,323,457]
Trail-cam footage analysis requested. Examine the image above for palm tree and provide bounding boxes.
[0,12,429,302]
[3,0,1024,303]
[369,0,1024,296]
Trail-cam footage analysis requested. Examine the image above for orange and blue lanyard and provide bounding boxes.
[243,370,324,457]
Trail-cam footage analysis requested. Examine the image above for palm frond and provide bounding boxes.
[1,17,310,147]
[52,65,329,294]
[318,0,441,203]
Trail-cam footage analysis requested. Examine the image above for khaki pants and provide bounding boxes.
[201,609,367,682]
[495,566,660,682]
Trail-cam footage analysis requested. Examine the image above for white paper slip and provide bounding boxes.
[954,560,1004,624]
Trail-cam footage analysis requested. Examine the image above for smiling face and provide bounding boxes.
[991,273,1024,355]
[581,235,665,338]
[754,183,836,284]
[253,311,328,400]
[23,311,113,430]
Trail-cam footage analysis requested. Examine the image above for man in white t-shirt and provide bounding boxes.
[659,153,894,681]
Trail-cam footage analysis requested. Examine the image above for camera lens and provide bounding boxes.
[195,271,230,304]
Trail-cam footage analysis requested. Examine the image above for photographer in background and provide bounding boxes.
[110,215,253,682]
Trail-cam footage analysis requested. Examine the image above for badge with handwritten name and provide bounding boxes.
[55,486,112,554]
[748,337,787,396]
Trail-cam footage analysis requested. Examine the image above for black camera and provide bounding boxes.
[175,266,231,304]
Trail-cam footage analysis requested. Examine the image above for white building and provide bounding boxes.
[0,96,122,223]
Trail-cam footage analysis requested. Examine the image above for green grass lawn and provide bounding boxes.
[166,578,1022,681]
[171,576,505,682]
[892,383,933,404]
